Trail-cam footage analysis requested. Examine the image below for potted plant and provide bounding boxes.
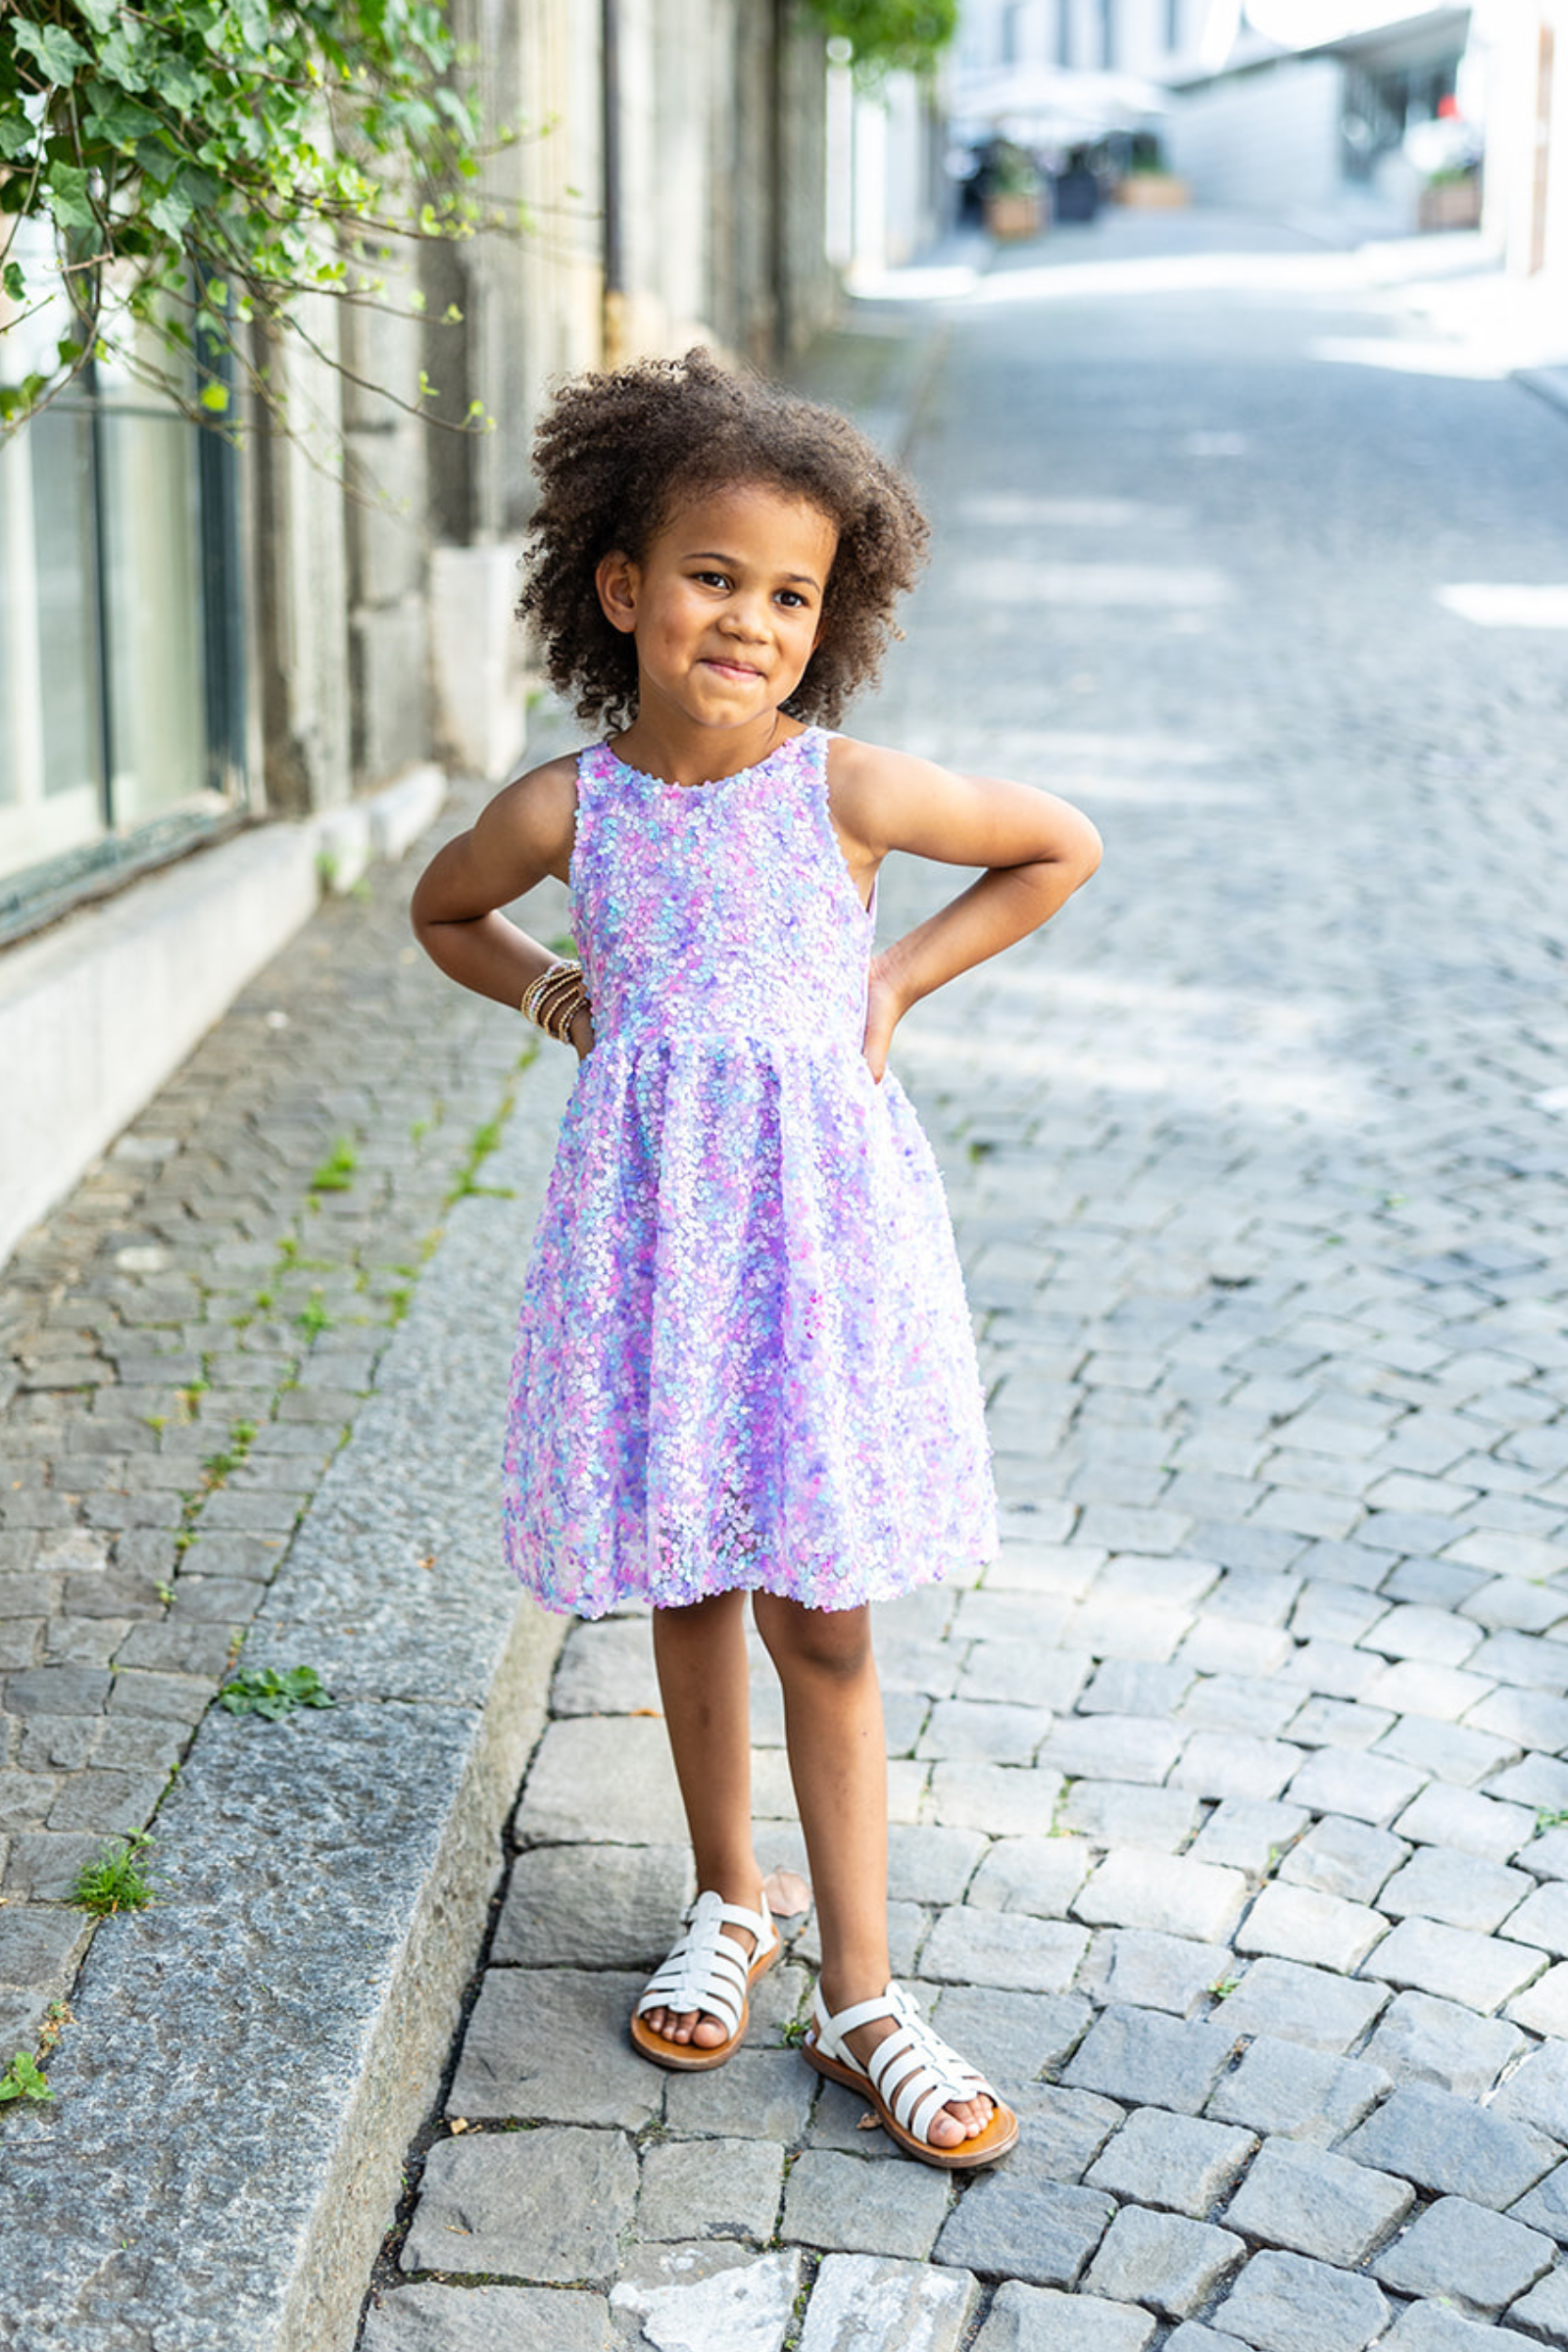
[985,141,1045,239]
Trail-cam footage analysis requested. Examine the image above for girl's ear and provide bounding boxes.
[596,550,639,635]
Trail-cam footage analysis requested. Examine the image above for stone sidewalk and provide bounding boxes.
[357,216,1568,2350]
[0,777,579,2060]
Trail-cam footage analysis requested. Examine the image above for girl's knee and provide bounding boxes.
[754,1592,873,1678]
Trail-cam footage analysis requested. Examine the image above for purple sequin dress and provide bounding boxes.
[502,726,998,1618]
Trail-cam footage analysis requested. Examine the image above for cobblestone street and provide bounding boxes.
[4,208,1568,2352]
[362,218,1568,2349]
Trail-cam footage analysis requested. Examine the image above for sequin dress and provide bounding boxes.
[502,726,998,1618]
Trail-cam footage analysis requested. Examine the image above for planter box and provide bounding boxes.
[986,191,1043,239]
[1116,173,1191,209]
[1419,177,1483,231]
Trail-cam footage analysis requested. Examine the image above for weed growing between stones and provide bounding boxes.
[310,1137,360,1193]
[0,2050,54,2106]
[73,1830,156,1917]
[219,1665,335,1722]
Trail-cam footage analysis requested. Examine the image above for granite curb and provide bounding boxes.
[0,1055,577,2352]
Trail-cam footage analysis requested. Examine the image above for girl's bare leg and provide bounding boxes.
[752,1592,993,2151]
[642,1589,766,2048]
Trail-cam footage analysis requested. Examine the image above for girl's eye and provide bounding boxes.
[776,590,807,609]
[696,570,729,589]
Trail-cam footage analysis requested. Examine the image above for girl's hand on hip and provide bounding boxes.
[569,1008,596,1061]
[861,958,904,1085]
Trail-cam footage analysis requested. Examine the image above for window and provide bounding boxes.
[0,233,246,934]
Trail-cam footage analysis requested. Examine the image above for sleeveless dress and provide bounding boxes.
[501,726,998,1619]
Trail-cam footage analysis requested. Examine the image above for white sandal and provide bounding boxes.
[802,1981,1018,2169]
[630,1889,780,2073]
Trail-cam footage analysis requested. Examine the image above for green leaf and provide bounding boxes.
[82,82,162,145]
[3,261,24,305]
[74,0,122,31]
[147,185,194,237]
[12,21,91,86]
[0,108,34,163]
[0,2051,55,2104]
[199,379,228,413]
[45,163,97,230]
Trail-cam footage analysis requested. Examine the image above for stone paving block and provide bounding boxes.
[997,2082,1124,2180]
[1063,2003,1240,2116]
[885,1823,988,1905]
[1284,1641,1387,1701]
[1364,1660,1498,1721]
[1339,2085,1560,2209]
[1511,2164,1568,2245]
[1236,1883,1389,1973]
[1280,1816,1407,1904]
[966,1835,1090,1917]
[1396,1784,1539,1864]
[782,2148,953,2260]
[1465,1580,1568,1635]
[926,1763,1064,1838]
[1504,1884,1568,1957]
[917,1698,1054,1762]
[1506,2263,1568,2343]
[1224,2136,1413,2265]
[1491,1760,1568,1817]
[1206,2034,1388,2146]
[1377,1714,1521,1790]
[1471,1690,1568,1752]
[400,2128,638,2283]
[1509,1965,1568,2038]
[928,1985,1093,2089]
[1180,1619,1295,1679]
[1178,1673,1300,1740]
[361,2279,613,2352]
[1214,2249,1389,2352]
[796,2254,979,2352]
[1080,1659,1195,1717]
[1171,1733,1303,1802]
[1362,1990,1528,2098]
[1057,1781,1201,1851]
[1378,2303,1539,2350]
[1370,1919,1546,2014]
[920,1906,1088,1991]
[1380,1849,1536,1935]
[492,1843,692,1968]
[1038,1713,1184,1785]
[1164,2329,1250,2352]
[1373,2196,1555,2315]
[664,2050,816,2144]
[2,1828,115,1899]
[1360,1604,1486,1667]
[611,2247,802,2352]
[446,1970,661,2130]
[956,1639,1089,1711]
[933,2172,1113,2288]
[1084,2203,1246,2319]
[971,2280,1155,2352]
[1085,1928,1235,2017]
[1519,1830,1568,1885]
[1471,1633,1568,1690]
[636,2136,785,2243]
[1086,2105,1256,2217]
[1211,1959,1390,2054]
[1286,1748,1428,1827]
[1189,1801,1310,1876]
[1495,2043,1568,2143]
[1074,1851,1249,1943]
[515,1717,688,1846]
[550,1616,660,1716]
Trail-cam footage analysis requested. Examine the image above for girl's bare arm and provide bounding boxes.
[410,757,585,1025]
[827,737,1102,1078]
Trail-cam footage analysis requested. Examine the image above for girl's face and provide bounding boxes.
[597,481,838,736]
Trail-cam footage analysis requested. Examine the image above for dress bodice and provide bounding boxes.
[568,728,873,1052]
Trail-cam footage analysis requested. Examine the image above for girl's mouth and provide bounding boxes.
[703,658,761,680]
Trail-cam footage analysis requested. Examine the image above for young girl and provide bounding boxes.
[412,348,1101,2169]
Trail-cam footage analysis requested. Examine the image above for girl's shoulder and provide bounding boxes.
[824,730,959,847]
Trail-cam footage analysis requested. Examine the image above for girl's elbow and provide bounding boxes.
[1076,817,1104,882]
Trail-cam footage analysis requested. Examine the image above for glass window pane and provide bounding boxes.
[99,409,208,828]
[32,410,104,803]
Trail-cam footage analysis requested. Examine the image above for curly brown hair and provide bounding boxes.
[516,346,929,731]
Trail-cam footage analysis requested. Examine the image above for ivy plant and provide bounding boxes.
[804,0,957,78]
[0,1,506,429]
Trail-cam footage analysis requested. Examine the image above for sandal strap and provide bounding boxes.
[635,1889,775,2030]
[812,1980,1000,2148]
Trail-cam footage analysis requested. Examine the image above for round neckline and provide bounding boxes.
[603,726,816,794]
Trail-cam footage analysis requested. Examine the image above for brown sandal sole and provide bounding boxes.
[630,1934,780,2073]
[802,2029,1019,2169]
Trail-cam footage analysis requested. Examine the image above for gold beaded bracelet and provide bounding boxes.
[520,959,591,1044]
